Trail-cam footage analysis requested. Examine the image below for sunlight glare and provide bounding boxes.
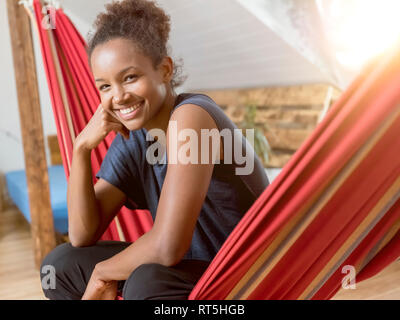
[318,0,400,69]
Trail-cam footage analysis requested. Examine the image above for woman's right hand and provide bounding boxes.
[75,104,130,151]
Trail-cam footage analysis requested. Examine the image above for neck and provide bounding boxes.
[144,89,177,134]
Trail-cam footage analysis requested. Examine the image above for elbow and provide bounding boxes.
[146,229,190,266]
[67,220,100,248]
[68,231,96,248]
[69,239,96,248]
[157,242,188,267]
[69,239,88,248]
[69,237,88,248]
[159,253,181,267]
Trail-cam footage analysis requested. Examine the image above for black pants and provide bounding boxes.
[40,241,210,300]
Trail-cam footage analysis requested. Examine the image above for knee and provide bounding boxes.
[122,263,166,300]
[40,243,85,300]
[40,243,79,276]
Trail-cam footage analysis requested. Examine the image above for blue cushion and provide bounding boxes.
[5,165,68,234]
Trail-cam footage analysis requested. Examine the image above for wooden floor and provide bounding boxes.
[0,206,399,300]
[0,207,45,300]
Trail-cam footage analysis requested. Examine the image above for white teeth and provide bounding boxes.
[120,106,135,114]
[120,102,142,114]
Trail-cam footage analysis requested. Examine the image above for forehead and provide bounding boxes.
[90,38,152,75]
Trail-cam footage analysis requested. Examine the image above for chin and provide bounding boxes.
[123,120,144,132]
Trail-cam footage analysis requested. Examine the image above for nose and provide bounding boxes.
[112,86,130,105]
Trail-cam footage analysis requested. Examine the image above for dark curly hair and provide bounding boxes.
[86,0,186,89]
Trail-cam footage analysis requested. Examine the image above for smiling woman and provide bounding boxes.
[90,38,177,133]
[39,0,269,300]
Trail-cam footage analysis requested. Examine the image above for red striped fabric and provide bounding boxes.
[31,0,153,242]
[188,42,400,299]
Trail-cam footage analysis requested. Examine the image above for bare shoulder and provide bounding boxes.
[169,103,218,130]
[168,103,224,161]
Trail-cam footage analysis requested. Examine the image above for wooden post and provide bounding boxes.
[6,0,56,269]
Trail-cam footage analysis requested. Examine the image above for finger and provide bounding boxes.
[99,108,129,139]
[119,126,130,140]
[119,129,130,140]
[102,107,121,122]
[95,103,105,115]
[108,122,130,139]
[101,107,123,125]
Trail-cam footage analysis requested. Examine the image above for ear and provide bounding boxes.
[159,56,174,83]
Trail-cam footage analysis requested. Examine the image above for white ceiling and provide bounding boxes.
[60,0,338,92]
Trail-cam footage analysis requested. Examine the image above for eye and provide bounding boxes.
[125,74,138,82]
[99,84,109,91]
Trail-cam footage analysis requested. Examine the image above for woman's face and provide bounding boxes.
[90,38,172,131]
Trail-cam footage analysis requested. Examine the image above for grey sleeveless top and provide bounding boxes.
[97,93,270,261]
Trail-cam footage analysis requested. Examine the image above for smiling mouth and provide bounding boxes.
[118,102,142,113]
[115,101,144,120]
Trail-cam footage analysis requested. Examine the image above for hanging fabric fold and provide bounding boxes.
[188,43,400,299]
[30,0,154,242]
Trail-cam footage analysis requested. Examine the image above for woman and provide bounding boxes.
[41,0,269,300]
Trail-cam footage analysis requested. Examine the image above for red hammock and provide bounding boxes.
[31,0,153,243]
[30,1,400,300]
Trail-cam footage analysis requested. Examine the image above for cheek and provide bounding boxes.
[155,82,167,98]
[125,79,152,101]
[100,93,113,109]
[150,88,166,113]
[137,79,165,107]
[149,79,167,104]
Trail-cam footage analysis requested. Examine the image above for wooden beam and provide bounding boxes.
[6,0,56,268]
[199,84,342,108]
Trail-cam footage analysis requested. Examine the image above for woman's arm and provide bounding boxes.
[67,143,127,247]
[68,104,129,247]
[92,104,217,282]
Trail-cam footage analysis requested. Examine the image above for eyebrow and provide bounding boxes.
[95,66,139,82]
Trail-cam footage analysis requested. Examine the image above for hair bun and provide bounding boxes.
[87,0,185,88]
